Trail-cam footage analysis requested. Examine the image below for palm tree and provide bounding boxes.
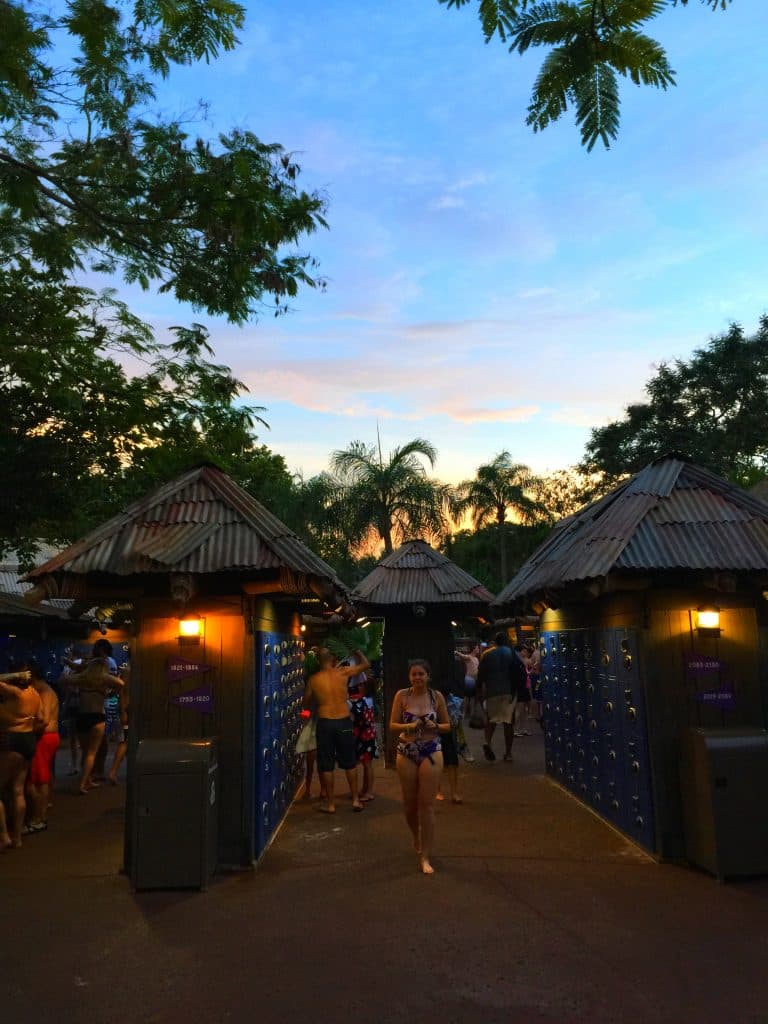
[454,451,542,584]
[330,436,451,555]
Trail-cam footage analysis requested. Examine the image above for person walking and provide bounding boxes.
[0,667,41,849]
[27,659,60,832]
[477,632,527,762]
[347,664,378,803]
[389,659,452,875]
[107,663,130,785]
[304,648,370,813]
[74,658,124,795]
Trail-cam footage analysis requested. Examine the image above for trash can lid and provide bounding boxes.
[136,737,217,771]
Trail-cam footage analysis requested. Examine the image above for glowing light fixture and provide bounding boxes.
[696,605,721,637]
[300,624,307,633]
[178,615,204,645]
[451,620,458,628]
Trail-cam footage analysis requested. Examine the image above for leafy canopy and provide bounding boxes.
[582,316,768,487]
[438,1,734,149]
[1,0,327,320]
[0,1,327,555]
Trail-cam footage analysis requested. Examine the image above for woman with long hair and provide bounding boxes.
[389,659,451,875]
[73,659,124,795]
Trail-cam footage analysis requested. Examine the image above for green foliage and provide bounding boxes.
[0,1,328,555]
[453,451,544,582]
[582,316,768,486]
[445,522,550,594]
[328,437,453,555]
[529,467,607,522]
[0,264,274,555]
[439,0,733,149]
[325,622,384,665]
[0,1,326,319]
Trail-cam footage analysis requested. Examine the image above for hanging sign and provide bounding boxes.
[695,685,736,711]
[166,656,212,682]
[171,684,215,714]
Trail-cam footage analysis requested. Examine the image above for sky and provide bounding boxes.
[127,0,768,483]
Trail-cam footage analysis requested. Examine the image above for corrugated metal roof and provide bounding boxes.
[25,464,350,601]
[495,455,768,607]
[353,540,494,608]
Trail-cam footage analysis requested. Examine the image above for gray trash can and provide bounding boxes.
[131,738,218,891]
[680,728,768,880]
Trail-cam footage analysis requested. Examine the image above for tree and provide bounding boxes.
[530,467,606,522]
[0,265,273,558]
[445,522,550,594]
[1,1,326,554]
[582,316,768,486]
[454,451,543,583]
[329,438,452,556]
[1,1,326,321]
[439,0,733,150]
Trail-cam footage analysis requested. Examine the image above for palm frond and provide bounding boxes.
[509,1,581,54]
[389,437,438,470]
[572,61,620,150]
[604,28,675,88]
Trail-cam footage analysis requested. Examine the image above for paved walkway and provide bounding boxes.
[3,730,768,1023]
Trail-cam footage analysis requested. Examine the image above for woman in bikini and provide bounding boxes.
[73,658,124,795]
[389,659,451,875]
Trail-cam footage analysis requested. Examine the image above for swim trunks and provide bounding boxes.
[30,732,60,784]
[316,717,357,773]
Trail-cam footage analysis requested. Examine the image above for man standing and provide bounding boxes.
[477,632,527,762]
[304,648,370,813]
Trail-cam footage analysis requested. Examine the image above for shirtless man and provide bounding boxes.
[27,660,60,831]
[304,648,370,813]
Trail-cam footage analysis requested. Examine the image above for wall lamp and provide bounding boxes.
[178,615,204,646]
[696,605,721,638]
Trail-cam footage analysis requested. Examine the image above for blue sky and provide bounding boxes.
[135,1,768,482]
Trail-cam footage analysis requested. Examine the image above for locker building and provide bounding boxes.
[24,464,353,872]
[494,456,768,863]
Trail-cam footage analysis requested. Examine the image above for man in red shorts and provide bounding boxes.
[27,659,60,832]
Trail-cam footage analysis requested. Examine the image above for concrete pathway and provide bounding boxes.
[3,730,768,1024]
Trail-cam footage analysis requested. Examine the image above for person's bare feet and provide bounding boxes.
[420,857,435,875]
[0,835,12,852]
[435,791,445,801]
[318,802,336,814]
[352,800,364,812]
[452,795,463,804]
[359,793,375,802]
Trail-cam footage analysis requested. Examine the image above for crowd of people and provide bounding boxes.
[299,632,540,876]
[0,639,129,851]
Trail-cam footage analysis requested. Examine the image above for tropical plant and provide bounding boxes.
[329,437,453,555]
[325,622,385,665]
[0,1,326,555]
[582,316,768,487]
[454,451,543,583]
[438,0,733,149]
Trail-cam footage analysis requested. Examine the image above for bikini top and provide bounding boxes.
[401,689,438,732]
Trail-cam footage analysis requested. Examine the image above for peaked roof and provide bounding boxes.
[495,456,768,608]
[26,464,350,602]
[353,539,494,609]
